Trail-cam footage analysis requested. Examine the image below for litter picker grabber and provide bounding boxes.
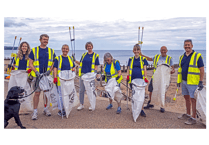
[126,79,130,110]
[56,83,63,119]
[138,27,144,48]
[120,81,132,110]
[173,87,179,101]
[73,26,75,55]
[15,37,22,54]
[138,27,140,44]
[7,36,22,75]
[69,26,75,61]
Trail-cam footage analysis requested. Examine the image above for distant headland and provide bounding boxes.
[4,46,18,50]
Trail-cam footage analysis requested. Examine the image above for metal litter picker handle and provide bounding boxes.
[173,87,179,101]
[56,83,63,119]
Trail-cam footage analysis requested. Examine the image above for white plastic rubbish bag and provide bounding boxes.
[104,78,124,103]
[39,75,59,109]
[59,70,79,118]
[152,64,172,107]
[47,76,59,111]
[81,72,97,111]
[131,78,147,122]
[48,85,59,110]
[39,75,53,93]
[195,86,206,125]
[8,70,33,114]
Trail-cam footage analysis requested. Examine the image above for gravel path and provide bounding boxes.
[5,94,206,129]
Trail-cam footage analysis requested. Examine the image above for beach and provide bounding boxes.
[4,59,206,129]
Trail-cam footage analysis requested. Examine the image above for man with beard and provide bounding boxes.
[177,39,204,125]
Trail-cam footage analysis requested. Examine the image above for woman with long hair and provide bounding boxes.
[13,41,31,72]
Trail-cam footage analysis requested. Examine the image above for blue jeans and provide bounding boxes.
[79,78,85,104]
[57,86,64,110]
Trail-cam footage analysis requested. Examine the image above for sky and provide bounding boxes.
[4,17,206,50]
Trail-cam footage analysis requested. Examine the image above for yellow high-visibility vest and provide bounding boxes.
[55,55,74,86]
[152,54,171,78]
[177,51,202,85]
[14,57,30,71]
[78,52,99,77]
[30,46,55,77]
[128,56,147,83]
[104,59,123,84]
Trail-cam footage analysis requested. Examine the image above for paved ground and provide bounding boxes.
[4,93,206,129]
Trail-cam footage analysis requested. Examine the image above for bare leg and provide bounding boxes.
[109,98,113,104]
[33,92,40,109]
[184,95,191,115]
[117,101,121,107]
[149,92,152,101]
[191,98,196,118]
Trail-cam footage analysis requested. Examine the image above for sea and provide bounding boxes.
[4,49,206,71]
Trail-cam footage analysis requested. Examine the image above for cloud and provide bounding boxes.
[4,21,27,27]
[4,17,206,50]
[4,17,27,27]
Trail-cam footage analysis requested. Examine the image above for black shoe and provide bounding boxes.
[140,110,146,117]
[144,100,154,109]
[144,104,154,109]
[160,107,165,113]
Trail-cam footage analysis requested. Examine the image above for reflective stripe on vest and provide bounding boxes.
[128,56,146,84]
[177,52,202,85]
[14,57,30,71]
[30,46,54,77]
[78,52,99,77]
[56,55,74,86]
[104,60,123,84]
[152,54,171,78]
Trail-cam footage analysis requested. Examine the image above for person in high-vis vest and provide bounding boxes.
[9,41,32,89]
[177,39,204,125]
[53,44,75,117]
[126,44,149,117]
[12,41,32,73]
[29,34,56,120]
[103,52,123,114]
[75,42,100,111]
[140,46,175,113]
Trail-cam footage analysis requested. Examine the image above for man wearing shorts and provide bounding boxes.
[177,39,204,125]
[140,46,175,113]
[29,34,56,120]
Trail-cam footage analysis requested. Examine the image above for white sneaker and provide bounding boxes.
[77,104,84,111]
[178,114,191,120]
[43,108,51,116]
[185,117,197,125]
[89,106,93,111]
[31,111,38,120]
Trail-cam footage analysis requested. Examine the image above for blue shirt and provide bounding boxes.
[181,50,204,81]
[54,56,75,70]
[128,57,148,80]
[105,61,121,82]
[29,46,56,73]
[80,52,100,74]
[14,55,27,70]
